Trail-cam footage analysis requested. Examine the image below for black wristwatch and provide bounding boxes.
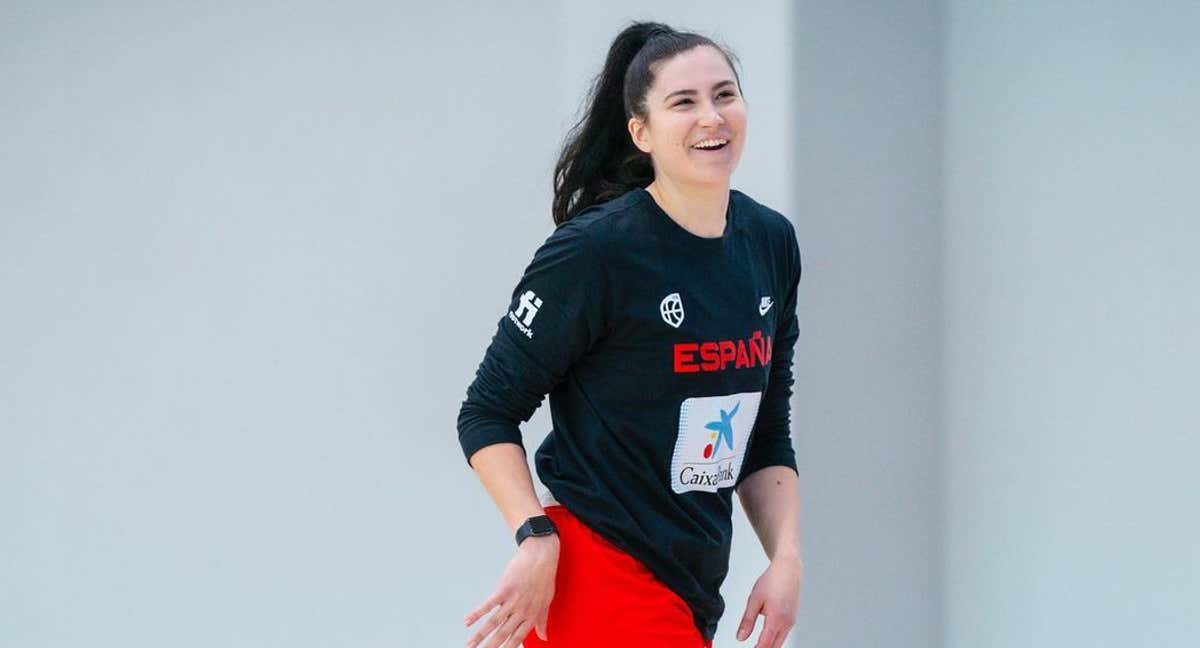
[515,514,558,546]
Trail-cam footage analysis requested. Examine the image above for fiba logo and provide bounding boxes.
[660,292,684,328]
[507,290,542,339]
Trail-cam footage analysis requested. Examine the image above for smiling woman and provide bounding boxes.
[459,20,803,648]
[551,24,749,237]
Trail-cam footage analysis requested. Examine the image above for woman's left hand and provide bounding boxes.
[735,555,802,647]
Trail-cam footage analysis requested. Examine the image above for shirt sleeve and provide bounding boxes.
[737,220,802,487]
[456,221,609,468]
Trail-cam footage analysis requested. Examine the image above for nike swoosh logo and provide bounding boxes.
[759,300,773,315]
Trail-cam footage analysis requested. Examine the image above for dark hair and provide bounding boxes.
[551,21,743,225]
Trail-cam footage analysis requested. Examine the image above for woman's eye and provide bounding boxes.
[676,92,736,107]
[672,91,734,107]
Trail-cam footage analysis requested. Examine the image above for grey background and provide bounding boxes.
[2,2,1195,647]
[943,2,1200,646]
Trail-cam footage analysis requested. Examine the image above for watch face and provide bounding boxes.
[529,516,555,535]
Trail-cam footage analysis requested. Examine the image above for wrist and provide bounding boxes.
[518,533,560,554]
[770,550,803,568]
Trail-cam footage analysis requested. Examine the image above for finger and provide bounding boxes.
[752,625,778,648]
[481,612,521,648]
[769,626,793,648]
[535,614,549,641]
[464,592,502,627]
[467,607,509,648]
[736,598,763,641]
[501,619,533,648]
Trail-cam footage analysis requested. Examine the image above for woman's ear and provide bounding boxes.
[628,116,652,154]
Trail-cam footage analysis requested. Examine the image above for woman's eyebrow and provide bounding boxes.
[663,79,737,103]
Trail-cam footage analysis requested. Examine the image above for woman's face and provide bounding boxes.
[628,45,747,187]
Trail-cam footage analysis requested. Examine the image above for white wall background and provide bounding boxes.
[943,2,1200,646]
[1,2,564,645]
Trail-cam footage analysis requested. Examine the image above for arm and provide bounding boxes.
[463,442,560,648]
[736,220,802,489]
[732,220,803,647]
[733,468,803,647]
[736,465,802,563]
[469,442,553,537]
[458,221,608,647]
[456,221,608,469]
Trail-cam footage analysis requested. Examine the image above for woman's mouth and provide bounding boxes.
[691,138,730,152]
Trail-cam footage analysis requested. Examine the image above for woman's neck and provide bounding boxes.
[645,179,730,239]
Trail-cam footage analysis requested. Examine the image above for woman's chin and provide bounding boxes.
[685,167,737,185]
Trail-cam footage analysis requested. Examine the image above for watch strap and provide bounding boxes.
[514,514,558,546]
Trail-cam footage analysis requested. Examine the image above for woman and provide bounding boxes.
[458,21,803,648]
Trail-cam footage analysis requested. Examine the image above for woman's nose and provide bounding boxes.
[699,104,725,126]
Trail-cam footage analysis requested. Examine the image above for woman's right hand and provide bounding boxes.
[464,534,560,648]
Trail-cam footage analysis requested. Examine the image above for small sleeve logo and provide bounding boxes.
[507,290,542,338]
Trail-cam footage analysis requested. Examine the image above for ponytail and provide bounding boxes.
[551,21,742,225]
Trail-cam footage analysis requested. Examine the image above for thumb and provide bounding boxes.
[535,615,548,641]
[737,596,762,641]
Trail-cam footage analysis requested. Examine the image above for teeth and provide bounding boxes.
[693,138,728,149]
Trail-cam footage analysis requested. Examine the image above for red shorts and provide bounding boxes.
[522,504,713,648]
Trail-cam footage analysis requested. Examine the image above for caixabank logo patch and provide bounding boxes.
[670,391,763,494]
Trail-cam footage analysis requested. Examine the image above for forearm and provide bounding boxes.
[468,442,547,535]
[736,465,802,562]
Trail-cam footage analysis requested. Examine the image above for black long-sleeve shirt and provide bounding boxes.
[457,186,801,641]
